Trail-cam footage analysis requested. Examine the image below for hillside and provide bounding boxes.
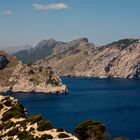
[0,51,67,94]
[14,38,140,78]
[0,95,79,140]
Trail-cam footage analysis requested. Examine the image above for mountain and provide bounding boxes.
[0,95,79,140]
[0,51,67,94]
[0,45,31,54]
[14,38,140,78]
[14,38,95,64]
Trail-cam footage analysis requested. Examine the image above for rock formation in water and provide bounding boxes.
[14,38,140,78]
[0,95,78,140]
[0,51,67,94]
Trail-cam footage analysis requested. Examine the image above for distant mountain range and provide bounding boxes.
[13,38,140,78]
[13,38,94,64]
[0,45,31,54]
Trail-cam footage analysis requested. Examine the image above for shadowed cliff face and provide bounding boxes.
[0,51,67,94]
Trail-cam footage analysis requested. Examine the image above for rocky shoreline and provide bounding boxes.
[0,95,78,140]
[0,51,68,95]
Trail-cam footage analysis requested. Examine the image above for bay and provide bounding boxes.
[6,78,140,139]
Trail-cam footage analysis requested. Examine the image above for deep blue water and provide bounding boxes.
[6,78,140,139]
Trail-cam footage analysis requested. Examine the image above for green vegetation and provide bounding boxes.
[3,100,12,107]
[3,121,15,130]
[2,104,26,121]
[17,119,28,128]
[17,131,29,140]
[58,133,69,138]
[37,120,53,131]
[28,114,43,124]
[75,120,108,140]
[0,103,3,109]
[56,128,64,132]
[7,127,19,136]
[38,134,53,140]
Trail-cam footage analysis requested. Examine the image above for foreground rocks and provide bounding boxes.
[0,95,78,140]
[0,51,67,94]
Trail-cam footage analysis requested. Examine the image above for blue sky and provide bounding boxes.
[0,0,140,47]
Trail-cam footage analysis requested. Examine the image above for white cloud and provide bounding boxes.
[3,10,13,15]
[32,3,68,11]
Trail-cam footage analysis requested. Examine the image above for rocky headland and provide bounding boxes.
[0,51,67,94]
[14,38,140,79]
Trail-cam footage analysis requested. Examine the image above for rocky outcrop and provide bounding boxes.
[34,38,140,79]
[0,51,67,94]
[0,95,79,140]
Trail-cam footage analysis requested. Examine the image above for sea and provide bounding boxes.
[6,77,140,139]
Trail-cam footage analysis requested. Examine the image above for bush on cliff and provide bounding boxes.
[58,133,69,138]
[37,120,53,131]
[75,120,109,140]
[28,114,43,124]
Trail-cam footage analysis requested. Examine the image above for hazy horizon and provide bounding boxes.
[0,0,140,48]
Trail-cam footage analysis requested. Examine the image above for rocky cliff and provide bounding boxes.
[0,95,78,140]
[0,51,67,94]
[34,38,140,78]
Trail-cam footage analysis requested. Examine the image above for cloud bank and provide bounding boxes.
[3,10,13,15]
[32,3,68,10]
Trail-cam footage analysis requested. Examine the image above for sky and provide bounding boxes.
[0,0,140,48]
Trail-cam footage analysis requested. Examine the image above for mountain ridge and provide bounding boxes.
[13,38,140,78]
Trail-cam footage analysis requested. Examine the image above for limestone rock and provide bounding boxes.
[0,51,67,94]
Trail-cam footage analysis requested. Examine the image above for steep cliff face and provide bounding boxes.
[35,38,140,78]
[0,51,67,94]
[0,95,79,140]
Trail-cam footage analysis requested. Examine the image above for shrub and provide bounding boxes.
[28,114,43,124]
[3,100,12,107]
[37,120,53,131]
[38,134,53,140]
[4,121,15,130]
[24,135,35,140]
[58,133,69,138]
[17,120,28,128]
[7,127,19,136]
[2,111,13,121]
[0,123,5,130]
[17,131,29,140]
[57,128,64,132]
[0,103,3,109]
[75,120,107,140]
